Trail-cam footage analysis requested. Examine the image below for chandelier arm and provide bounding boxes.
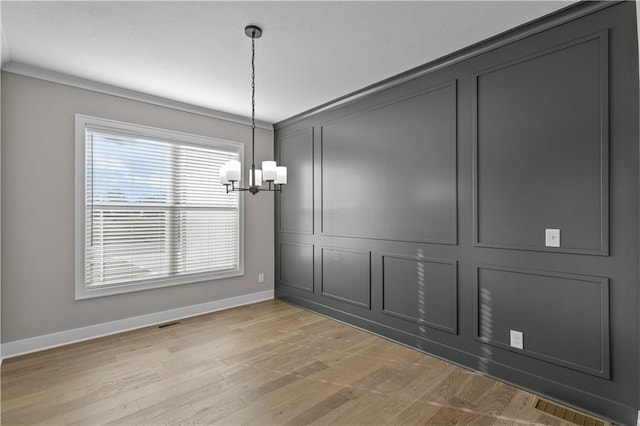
[224,182,281,193]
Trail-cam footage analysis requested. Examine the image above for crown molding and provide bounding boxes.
[2,62,273,131]
[274,0,618,130]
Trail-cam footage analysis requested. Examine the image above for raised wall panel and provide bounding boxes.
[278,128,314,234]
[321,248,371,308]
[382,254,457,334]
[474,265,609,378]
[279,243,314,292]
[474,33,608,255]
[321,82,457,244]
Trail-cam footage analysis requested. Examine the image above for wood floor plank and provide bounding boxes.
[235,376,345,425]
[283,387,353,425]
[1,300,603,426]
[312,391,412,425]
[179,395,249,425]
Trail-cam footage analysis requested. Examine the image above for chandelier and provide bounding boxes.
[220,25,287,195]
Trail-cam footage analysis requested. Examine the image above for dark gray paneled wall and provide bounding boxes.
[274,2,639,424]
[474,266,609,377]
[474,33,608,255]
[321,82,457,244]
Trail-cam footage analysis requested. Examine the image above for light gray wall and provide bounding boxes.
[0,7,3,359]
[1,71,274,343]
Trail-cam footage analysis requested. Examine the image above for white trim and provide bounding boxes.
[637,410,640,426]
[2,62,273,131]
[1,289,273,360]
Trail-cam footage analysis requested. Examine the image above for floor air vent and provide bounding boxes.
[533,397,609,426]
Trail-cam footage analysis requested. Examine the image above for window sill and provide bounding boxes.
[75,269,245,300]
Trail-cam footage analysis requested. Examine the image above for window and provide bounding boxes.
[75,115,243,299]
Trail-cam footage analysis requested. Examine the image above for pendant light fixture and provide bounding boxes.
[220,25,287,195]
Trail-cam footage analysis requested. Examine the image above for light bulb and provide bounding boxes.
[226,160,241,182]
[275,166,287,185]
[249,169,262,187]
[262,161,277,181]
[219,165,230,185]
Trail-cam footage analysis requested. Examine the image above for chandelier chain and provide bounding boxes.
[251,33,255,131]
[251,32,256,170]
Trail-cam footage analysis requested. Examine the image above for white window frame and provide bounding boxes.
[75,114,245,300]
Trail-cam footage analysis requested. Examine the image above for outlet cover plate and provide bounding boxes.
[545,229,560,247]
[510,330,524,350]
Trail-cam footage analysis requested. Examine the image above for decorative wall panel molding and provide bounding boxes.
[279,243,314,292]
[321,247,371,308]
[474,264,610,378]
[278,128,314,234]
[381,253,458,334]
[275,3,639,423]
[320,81,457,244]
[473,31,609,255]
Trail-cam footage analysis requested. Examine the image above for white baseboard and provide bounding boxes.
[1,290,273,360]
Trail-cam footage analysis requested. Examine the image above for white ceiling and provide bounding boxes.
[1,1,576,124]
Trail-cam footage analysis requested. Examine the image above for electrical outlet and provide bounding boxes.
[510,330,524,350]
[545,229,560,247]
[258,273,265,284]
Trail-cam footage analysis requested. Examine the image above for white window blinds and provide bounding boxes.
[76,116,243,299]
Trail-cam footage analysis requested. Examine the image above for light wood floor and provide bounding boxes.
[1,300,597,425]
